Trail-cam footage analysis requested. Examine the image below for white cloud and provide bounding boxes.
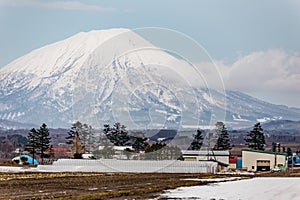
[218,49,300,93]
[0,0,115,12]
[215,49,300,107]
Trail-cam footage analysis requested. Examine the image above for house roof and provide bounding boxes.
[242,148,286,156]
[182,150,230,156]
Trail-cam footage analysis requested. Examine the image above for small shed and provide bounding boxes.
[242,149,286,171]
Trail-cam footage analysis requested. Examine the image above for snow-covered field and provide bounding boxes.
[0,166,37,173]
[161,177,300,200]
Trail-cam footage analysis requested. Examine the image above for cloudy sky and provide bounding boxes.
[0,0,300,107]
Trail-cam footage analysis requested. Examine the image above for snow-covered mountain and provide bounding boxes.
[0,28,300,129]
[261,120,300,132]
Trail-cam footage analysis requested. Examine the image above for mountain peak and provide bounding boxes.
[0,28,131,76]
[0,28,300,129]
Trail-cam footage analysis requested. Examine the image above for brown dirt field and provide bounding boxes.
[1,171,299,199]
[0,172,230,200]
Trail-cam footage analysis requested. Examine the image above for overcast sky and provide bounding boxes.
[0,0,300,107]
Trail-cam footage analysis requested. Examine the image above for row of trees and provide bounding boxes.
[188,121,231,151]
[23,121,277,163]
[66,121,267,155]
[101,123,180,160]
[103,123,148,150]
[65,121,181,160]
[272,142,292,156]
[188,122,268,151]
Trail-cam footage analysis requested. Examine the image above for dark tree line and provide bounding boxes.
[188,122,231,151]
[103,122,182,160]
[103,122,148,151]
[104,123,130,146]
[0,134,27,158]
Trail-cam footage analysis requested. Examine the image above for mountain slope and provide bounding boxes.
[262,120,300,132]
[0,28,300,129]
[0,28,132,127]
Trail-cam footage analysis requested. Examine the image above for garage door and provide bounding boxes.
[257,160,270,171]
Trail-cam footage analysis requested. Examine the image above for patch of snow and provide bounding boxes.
[257,117,270,123]
[183,177,242,182]
[232,114,250,122]
[162,177,300,200]
[0,166,38,173]
[181,125,215,129]
[167,114,179,121]
[217,171,255,176]
[203,92,217,106]
[155,109,167,115]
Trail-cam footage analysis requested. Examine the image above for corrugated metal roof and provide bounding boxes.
[242,148,286,156]
[181,150,230,156]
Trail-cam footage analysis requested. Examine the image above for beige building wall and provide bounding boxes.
[242,150,286,171]
[229,163,236,169]
[183,157,197,161]
[183,155,229,164]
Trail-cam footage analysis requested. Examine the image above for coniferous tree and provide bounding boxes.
[214,122,231,150]
[245,122,265,150]
[26,128,39,164]
[66,121,81,145]
[104,122,130,146]
[287,147,293,157]
[282,146,286,152]
[37,123,52,164]
[272,142,276,152]
[189,129,204,150]
[26,124,52,164]
[130,131,148,151]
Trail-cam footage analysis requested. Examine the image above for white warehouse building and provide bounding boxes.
[242,149,286,171]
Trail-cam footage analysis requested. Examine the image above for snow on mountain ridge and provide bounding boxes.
[0,28,190,128]
[0,28,300,128]
[0,28,130,76]
[0,29,133,98]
